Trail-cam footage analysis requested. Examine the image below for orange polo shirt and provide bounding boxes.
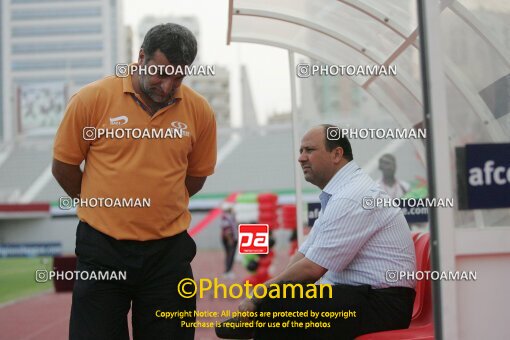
[53,75,217,240]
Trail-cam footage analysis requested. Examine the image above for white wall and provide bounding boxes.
[454,228,510,339]
[456,254,510,339]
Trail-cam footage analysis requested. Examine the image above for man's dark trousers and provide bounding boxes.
[69,221,197,340]
[254,283,415,340]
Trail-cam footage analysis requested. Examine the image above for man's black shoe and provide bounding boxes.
[215,317,255,339]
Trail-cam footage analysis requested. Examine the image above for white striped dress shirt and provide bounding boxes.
[299,161,416,288]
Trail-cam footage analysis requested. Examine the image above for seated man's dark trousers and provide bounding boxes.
[69,221,197,340]
[254,282,415,340]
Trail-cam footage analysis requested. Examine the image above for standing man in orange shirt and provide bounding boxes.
[52,24,217,340]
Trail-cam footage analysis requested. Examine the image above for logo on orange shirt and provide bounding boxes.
[171,121,190,137]
[110,116,128,126]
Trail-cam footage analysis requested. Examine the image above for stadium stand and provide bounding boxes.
[0,138,53,202]
[0,124,425,205]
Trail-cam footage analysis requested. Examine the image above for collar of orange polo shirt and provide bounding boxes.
[123,64,183,117]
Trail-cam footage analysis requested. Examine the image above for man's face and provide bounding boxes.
[298,127,337,189]
[137,49,186,104]
[379,157,396,177]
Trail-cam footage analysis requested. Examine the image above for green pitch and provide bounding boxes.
[0,257,53,304]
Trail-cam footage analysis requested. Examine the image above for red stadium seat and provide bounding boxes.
[242,251,275,285]
[288,239,298,256]
[411,233,432,323]
[411,231,421,242]
[356,232,434,339]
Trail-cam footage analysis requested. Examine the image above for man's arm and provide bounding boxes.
[270,257,327,284]
[185,103,216,193]
[237,199,368,318]
[285,251,305,269]
[185,175,207,197]
[52,159,83,199]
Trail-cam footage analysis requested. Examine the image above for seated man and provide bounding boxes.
[217,124,416,340]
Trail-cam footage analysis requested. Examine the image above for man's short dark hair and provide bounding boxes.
[379,153,396,164]
[141,23,197,66]
[321,124,354,161]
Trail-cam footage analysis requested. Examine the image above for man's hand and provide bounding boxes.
[237,298,257,322]
[234,256,326,326]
